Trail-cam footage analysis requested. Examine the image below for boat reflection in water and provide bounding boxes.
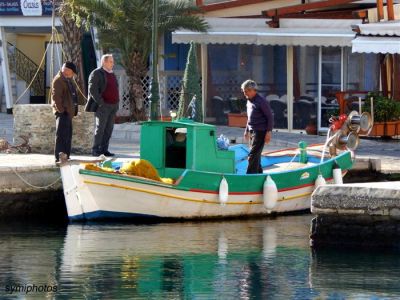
[59,217,311,299]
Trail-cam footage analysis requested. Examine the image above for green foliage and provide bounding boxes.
[177,42,203,122]
[229,98,247,113]
[73,0,207,72]
[72,0,208,119]
[364,92,400,122]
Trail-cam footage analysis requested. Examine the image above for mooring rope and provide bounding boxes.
[14,26,88,105]
[53,27,88,102]
[8,167,61,189]
[282,150,300,170]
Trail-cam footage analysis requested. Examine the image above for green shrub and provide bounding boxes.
[364,92,400,122]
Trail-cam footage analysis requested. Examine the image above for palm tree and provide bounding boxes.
[57,0,88,95]
[73,0,208,120]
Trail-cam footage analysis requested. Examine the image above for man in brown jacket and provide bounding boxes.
[51,61,79,163]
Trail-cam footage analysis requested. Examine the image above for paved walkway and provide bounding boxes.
[1,113,399,172]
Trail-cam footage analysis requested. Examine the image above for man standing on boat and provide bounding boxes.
[85,54,119,157]
[242,80,274,174]
[51,61,80,163]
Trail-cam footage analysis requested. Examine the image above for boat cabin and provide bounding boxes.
[140,119,235,178]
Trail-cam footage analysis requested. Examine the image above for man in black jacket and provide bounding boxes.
[85,54,119,156]
[242,80,274,174]
[52,61,79,163]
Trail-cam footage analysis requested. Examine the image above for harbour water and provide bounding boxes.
[0,215,400,299]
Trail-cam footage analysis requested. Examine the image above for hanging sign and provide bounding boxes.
[21,0,42,16]
[0,0,53,16]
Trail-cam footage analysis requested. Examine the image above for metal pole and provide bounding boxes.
[49,0,56,104]
[150,0,160,120]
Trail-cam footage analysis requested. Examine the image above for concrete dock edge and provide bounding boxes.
[311,182,400,248]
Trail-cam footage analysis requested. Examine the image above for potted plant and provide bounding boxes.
[305,116,317,135]
[364,93,400,137]
[227,97,247,127]
[394,101,400,136]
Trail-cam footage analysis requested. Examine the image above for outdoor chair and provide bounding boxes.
[270,100,287,129]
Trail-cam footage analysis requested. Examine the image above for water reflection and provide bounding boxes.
[1,216,400,299]
[0,223,65,299]
[59,217,310,299]
[310,249,400,299]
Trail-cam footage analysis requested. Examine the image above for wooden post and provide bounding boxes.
[393,54,400,101]
[387,0,395,21]
[335,92,346,115]
[380,54,389,97]
[376,0,384,21]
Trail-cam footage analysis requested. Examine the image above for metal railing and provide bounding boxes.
[7,42,45,97]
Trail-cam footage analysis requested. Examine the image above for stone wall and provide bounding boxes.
[310,215,400,248]
[13,104,95,154]
[311,182,400,248]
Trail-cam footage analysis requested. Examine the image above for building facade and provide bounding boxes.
[172,0,399,133]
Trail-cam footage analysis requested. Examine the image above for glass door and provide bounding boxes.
[318,47,342,131]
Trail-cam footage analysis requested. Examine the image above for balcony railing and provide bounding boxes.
[7,42,45,97]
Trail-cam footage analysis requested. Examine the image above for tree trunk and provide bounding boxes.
[60,7,86,97]
[123,52,148,121]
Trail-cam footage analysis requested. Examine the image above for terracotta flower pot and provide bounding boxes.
[228,113,247,128]
[305,123,317,135]
[397,120,400,135]
[385,121,397,136]
[160,116,172,122]
[369,122,385,137]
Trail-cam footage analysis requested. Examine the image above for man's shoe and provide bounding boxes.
[92,151,102,156]
[103,151,115,157]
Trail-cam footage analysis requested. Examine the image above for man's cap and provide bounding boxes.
[63,61,77,74]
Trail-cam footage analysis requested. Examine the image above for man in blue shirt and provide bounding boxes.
[242,80,274,174]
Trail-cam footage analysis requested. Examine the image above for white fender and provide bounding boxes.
[332,162,343,184]
[219,177,229,206]
[315,174,326,188]
[263,175,278,210]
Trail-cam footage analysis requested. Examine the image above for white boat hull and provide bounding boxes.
[60,163,327,221]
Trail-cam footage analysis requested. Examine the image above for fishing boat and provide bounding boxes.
[59,111,372,221]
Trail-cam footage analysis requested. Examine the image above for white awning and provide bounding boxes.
[352,36,400,54]
[0,16,61,27]
[358,21,400,36]
[172,18,357,47]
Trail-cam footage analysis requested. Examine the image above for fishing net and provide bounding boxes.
[84,159,174,184]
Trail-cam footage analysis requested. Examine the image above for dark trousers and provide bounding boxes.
[246,130,267,174]
[55,113,72,161]
[93,103,118,154]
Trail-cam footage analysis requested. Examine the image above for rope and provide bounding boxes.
[14,42,51,105]
[9,167,61,189]
[54,27,88,102]
[281,151,300,170]
[14,26,88,105]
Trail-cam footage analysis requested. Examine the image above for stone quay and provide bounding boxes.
[0,104,95,220]
[311,181,400,248]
